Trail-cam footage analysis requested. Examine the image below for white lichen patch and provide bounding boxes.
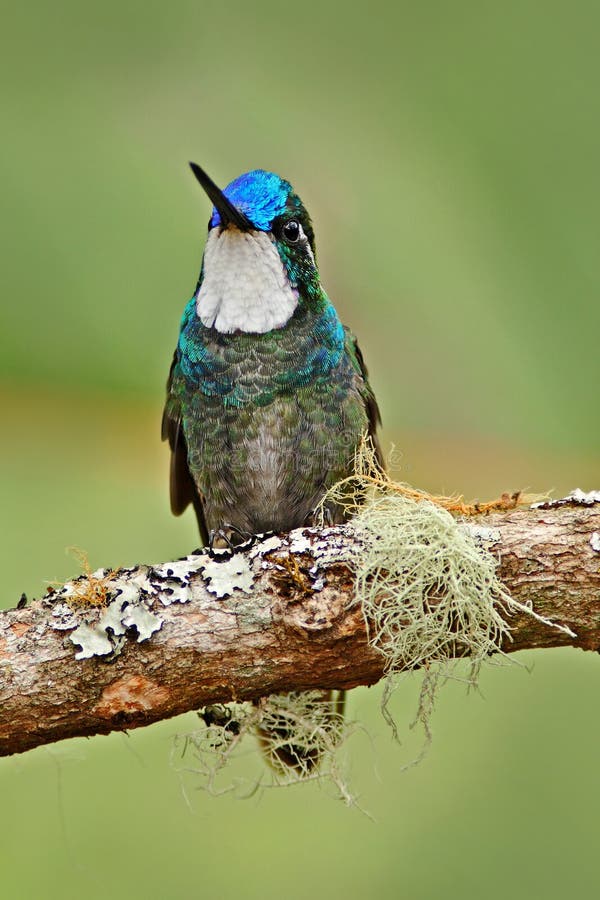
[200,555,254,598]
[69,623,114,659]
[70,589,163,660]
[148,555,209,606]
[287,533,313,555]
[462,524,502,544]
[63,544,257,660]
[532,488,600,509]
[99,599,131,636]
[157,583,191,606]
[122,604,164,642]
[152,556,209,583]
[50,602,80,631]
[115,582,146,605]
[591,532,600,553]
[249,535,284,559]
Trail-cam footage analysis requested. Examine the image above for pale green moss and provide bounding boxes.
[176,695,356,805]
[178,439,572,791]
[318,437,572,758]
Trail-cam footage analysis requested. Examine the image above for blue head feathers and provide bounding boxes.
[209,170,291,231]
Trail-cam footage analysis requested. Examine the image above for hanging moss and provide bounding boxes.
[176,694,356,805]
[256,691,346,773]
[177,438,569,794]
[318,437,569,757]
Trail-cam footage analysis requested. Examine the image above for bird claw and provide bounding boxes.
[321,507,334,527]
[304,506,334,527]
[208,524,256,558]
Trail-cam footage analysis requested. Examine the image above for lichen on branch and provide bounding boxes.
[0,489,598,762]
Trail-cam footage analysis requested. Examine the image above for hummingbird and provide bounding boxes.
[162,163,382,770]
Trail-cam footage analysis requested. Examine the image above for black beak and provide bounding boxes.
[189,162,252,231]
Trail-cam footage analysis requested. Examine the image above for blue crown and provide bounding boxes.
[209,170,291,231]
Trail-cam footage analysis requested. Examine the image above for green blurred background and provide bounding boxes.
[1,1,598,897]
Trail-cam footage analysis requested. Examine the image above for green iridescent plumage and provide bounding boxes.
[162,166,381,548]
[162,164,381,774]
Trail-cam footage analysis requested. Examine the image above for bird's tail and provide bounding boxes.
[256,690,347,776]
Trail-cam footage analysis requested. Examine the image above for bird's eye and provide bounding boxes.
[282,220,301,243]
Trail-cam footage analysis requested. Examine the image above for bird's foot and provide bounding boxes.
[321,507,335,527]
[304,506,335,528]
[208,524,256,558]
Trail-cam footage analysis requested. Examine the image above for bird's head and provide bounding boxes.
[190,163,321,334]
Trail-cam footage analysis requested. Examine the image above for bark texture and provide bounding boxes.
[1,498,599,757]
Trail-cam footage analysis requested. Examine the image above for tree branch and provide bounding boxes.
[1,495,599,757]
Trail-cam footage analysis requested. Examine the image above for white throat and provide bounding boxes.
[196,228,298,333]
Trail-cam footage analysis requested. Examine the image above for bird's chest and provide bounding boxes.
[190,387,332,473]
[187,394,343,532]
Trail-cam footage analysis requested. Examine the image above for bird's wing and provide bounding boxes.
[161,352,209,546]
[344,328,384,469]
